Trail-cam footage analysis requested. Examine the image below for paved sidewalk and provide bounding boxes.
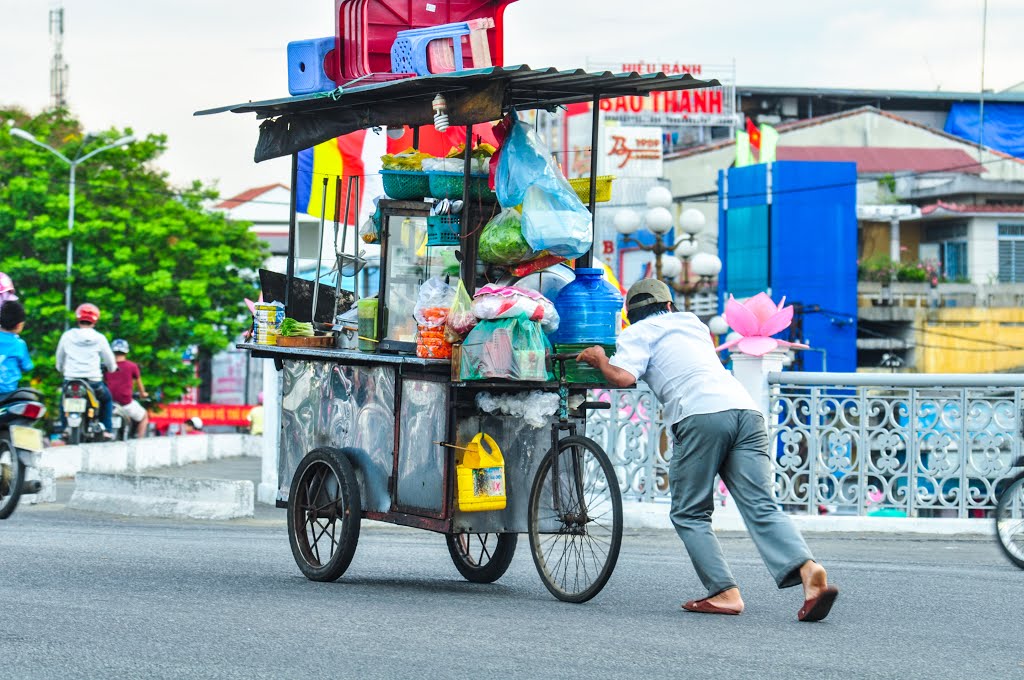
[145,456,261,486]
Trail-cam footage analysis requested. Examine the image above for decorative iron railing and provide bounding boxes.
[591,373,1024,517]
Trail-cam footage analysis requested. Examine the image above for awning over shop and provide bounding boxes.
[194,65,720,162]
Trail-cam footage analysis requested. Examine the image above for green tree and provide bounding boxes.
[0,108,266,422]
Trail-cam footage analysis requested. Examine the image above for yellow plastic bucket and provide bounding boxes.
[455,433,507,512]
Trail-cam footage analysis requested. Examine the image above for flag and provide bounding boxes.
[745,117,762,154]
[735,131,753,167]
[759,123,780,164]
[295,131,367,222]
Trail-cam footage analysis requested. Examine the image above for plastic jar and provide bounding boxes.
[550,268,623,344]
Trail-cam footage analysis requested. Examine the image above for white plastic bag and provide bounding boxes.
[414,276,456,327]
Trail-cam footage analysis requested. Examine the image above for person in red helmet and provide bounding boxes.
[56,303,117,437]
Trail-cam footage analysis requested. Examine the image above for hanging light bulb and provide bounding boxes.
[386,126,406,140]
[432,94,449,132]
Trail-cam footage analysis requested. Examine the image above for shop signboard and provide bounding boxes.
[585,59,738,127]
[600,125,664,178]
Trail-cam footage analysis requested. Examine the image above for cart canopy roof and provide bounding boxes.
[194,65,720,162]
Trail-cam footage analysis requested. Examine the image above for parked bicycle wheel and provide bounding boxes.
[287,447,361,582]
[528,435,622,603]
[446,532,518,583]
[996,475,1024,570]
[0,436,25,520]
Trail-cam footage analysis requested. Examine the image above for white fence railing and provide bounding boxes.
[590,373,1024,517]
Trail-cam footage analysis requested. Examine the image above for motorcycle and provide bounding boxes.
[0,388,46,519]
[111,402,135,441]
[61,379,108,444]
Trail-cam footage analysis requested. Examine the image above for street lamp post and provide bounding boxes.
[10,128,134,317]
[614,187,723,312]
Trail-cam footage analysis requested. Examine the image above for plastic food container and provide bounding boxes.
[357,298,378,351]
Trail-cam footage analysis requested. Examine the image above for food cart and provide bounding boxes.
[197,65,718,602]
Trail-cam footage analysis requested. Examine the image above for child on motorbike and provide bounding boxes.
[0,301,33,394]
[104,339,149,438]
[55,303,116,439]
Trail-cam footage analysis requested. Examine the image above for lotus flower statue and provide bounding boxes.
[714,293,809,357]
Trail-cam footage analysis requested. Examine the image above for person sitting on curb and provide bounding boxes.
[104,339,149,438]
[576,279,839,622]
[183,416,204,435]
[247,392,264,436]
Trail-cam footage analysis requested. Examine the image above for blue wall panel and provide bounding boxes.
[718,161,858,372]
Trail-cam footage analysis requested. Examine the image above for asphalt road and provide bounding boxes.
[0,504,1021,680]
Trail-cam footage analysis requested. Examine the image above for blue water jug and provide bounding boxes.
[551,268,623,344]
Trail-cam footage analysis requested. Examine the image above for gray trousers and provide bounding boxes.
[670,409,813,596]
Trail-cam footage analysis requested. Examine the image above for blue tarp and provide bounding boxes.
[944,102,1024,159]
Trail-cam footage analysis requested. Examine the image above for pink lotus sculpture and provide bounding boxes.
[714,293,809,356]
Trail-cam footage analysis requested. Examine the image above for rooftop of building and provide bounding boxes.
[215,183,289,210]
[737,85,1024,105]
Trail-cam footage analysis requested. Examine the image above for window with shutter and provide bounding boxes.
[999,238,1024,283]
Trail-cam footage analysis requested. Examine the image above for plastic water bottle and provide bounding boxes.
[551,268,623,344]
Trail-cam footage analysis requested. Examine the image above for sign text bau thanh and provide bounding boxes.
[587,59,736,127]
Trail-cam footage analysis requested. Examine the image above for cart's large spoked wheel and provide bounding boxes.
[996,476,1024,570]
[528,435,622,603]
[287,448,361,582]
[446,532,517,584]
[0,437,26,520]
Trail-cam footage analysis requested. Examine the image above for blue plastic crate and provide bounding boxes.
[287,37,337,95]
[426,215,460,246]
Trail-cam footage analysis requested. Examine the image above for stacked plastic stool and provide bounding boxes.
[390,18,494,76]
[287,37,339,95]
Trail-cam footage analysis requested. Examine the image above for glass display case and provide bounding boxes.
[377,200,460,353]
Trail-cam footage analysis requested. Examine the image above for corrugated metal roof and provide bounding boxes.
[738,85,1024,104]
[921,201,1024,217]
[194,64,720,119]
[777,146,987,175]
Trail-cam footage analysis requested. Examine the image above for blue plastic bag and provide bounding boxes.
[521,185,593,259]
[495,117,593,259]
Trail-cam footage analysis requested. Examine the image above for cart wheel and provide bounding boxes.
[0,437,26,520]
[287,447,361,582]
[996,475,1024,570]
[528,435,622,603]
[445,532,517,583]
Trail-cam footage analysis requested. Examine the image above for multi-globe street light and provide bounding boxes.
[9,128,135,318]
[615,186,724,317]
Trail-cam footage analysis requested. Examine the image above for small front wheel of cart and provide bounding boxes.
[995,475,1024,569]
[446,532,518,583]
[287,447,362,582]
[528,435,622,603]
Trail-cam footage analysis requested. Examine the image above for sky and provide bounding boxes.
[2,0,1022,199]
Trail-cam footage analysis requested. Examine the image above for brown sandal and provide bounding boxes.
[798,586,839,622]
[682,598,741,615]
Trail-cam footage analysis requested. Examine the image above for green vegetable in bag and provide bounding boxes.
[478,208,537,265]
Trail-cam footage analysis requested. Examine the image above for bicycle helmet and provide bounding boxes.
[111,338,130,354]
[75,303,100,324]
[0,272,16,302]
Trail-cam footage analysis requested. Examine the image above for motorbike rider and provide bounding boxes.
[0,300,32,395]
[105,339,149,438]
[55,303,117,439]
